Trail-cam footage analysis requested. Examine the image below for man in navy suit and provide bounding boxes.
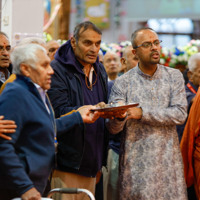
[0,43,100,200]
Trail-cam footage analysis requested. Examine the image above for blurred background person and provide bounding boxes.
[178,52,200,200]
[0,32,12,88]
[103,51,120,82]
[46,40,61,61]
[0,37,46,93]
[177,52,200,143]
[119,45,139,75]
[103,51,120,96]
[186,53,200,110]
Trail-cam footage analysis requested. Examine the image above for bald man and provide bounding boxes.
[120,45,139,74]
[103,51,120,81]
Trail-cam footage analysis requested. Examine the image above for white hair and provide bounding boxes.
[11,43,47,75]
[188,53,200,72]
[18,37,46,46]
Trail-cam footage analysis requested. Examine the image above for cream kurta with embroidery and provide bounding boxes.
[107,64,188,200]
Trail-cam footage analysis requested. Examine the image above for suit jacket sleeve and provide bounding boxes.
[56,110,84,137]
[0,87,34,195]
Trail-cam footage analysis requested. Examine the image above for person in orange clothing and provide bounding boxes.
[181,86,200,199]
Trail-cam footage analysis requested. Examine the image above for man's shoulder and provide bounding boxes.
[50,59,65,70]
[159,64,183,79]
[160,64,181,73]
[117,68,137,81]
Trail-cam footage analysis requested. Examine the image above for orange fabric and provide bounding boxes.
[0,74,16,94]
[180,87,200,188]
[193,145,200,199]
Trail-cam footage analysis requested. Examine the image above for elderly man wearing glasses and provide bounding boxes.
[106,27,188,200]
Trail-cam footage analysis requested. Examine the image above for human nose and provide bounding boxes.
[90,44,99,52]
[110,59,116,65]
[1,49,10,55]
[48,65,54,74]
[150,42,158,49]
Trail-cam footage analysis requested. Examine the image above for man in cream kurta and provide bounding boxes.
[106,28,188,200]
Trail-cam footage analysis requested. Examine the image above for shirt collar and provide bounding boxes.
[34,83,46,103]
[136,64,161,79]
[0,69,10,83]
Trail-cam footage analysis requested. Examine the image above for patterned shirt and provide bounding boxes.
[107,64,188,200]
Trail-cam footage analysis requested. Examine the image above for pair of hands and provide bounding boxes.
[77,102,142,124]
[95,102,142,120]
[77,102,126,124]
[0,116,17,140]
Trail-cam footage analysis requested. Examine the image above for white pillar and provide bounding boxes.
[1,0,13,41]
[1,0,44,46]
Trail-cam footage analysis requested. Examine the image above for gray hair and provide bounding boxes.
[11,43,47,75]
[131,27,155,48]
[18,37,46,46]
[188,53,200,72]
[73,21,102,42]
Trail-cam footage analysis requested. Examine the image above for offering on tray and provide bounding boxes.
[91,102,139,112]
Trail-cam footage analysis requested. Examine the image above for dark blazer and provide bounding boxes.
[0,75,84,199]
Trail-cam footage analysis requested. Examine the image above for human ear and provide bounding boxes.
[20,64,31,77]
[132,49,137,55]
[120,57,126,65]
[70,37,76,50]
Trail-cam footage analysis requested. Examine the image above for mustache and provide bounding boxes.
[150,51,160,56]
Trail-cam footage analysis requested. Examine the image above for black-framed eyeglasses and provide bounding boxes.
[134,40,162,49]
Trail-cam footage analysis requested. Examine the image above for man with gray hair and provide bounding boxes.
[0,43,100,200]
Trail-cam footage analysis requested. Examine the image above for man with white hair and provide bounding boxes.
[0,43,100,200]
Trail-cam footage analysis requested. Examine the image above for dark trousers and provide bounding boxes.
[0,189,19,200]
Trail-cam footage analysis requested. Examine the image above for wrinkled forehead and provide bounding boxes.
[78,27,101,40]
[0,35,10,45]
[104,52,119,60]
